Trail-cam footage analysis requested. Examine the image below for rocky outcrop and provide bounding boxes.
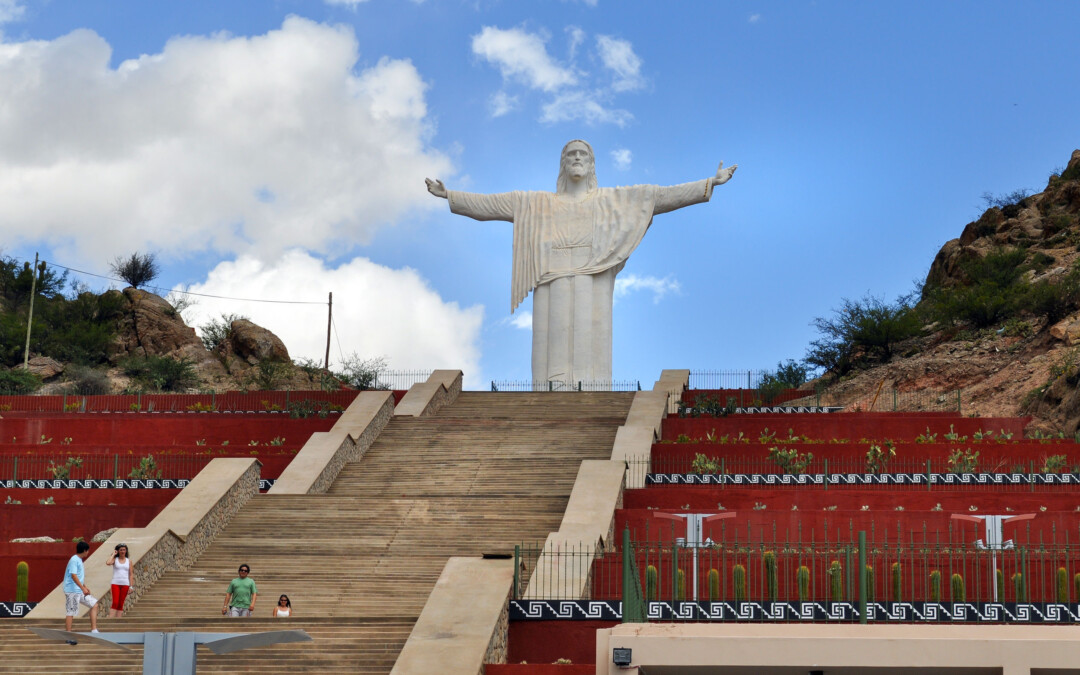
[24,356,63,380]
[228,319,290,364]
[111,288,205,361]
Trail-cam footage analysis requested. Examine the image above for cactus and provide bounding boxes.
[797,565,810,602]
[1057,567,1069,603]
[1012,572,1025,602]
[646,565,658,603]
[864,565,875,603]
[733,564,747,603]
[15,561,28,603]
[929,571,941,602]
[891,562,902,602]
[998,569,1006,602]
[707,568,720,601]
[763,551,778,601]
[675,569,686,601]
[950,573,965,603]
[829,561,844,602]
[1074,573,1080,603]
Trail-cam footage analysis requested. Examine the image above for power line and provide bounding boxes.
[36,257,326,306]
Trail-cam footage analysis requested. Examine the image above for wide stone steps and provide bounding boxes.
[4,391,633,673]
[0,617,412,674]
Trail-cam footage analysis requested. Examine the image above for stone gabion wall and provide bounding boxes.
[419,372,462,417]
[307,392,394,494]
[482,588,511,670]
[177,459,261,569]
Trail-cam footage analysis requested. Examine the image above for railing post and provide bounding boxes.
[858,531,867,624]
[927,459,932,492]
[823,458,828,491]
[12,456,16,482]
[114,454,119,483]
[513,545,520,599]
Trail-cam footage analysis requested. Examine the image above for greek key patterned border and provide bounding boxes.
[646,473,1080,486]
[0,602,36,618]
[510,600,1080,623]
[0,478,276,490]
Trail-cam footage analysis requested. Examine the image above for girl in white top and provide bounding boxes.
[272,594,293,617]
[106,543,135,618]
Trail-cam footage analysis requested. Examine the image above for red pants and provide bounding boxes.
[111,584,130,611]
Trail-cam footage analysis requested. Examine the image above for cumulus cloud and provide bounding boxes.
[0,17,453,265]
[490,91,519,117]
[541,91,632,127]
[502,310,532,330]
[471,26,577,93]
[748,14,762,23]
[610,148,632,170]
[182,250,484,385]
[0,0,24,25]
[614,274,681,304]
[596,35,644,92]
[471,25,642,126]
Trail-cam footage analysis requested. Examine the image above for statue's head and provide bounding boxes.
[556,139,597,194]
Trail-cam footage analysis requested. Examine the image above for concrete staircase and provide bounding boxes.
[0,392,632,674]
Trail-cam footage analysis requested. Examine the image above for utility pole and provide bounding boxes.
[22,253,39,369]
[324,292,332,370]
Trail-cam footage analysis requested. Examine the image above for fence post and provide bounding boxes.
[12,456,16,482]
[927,459,932,492]
[513,545,520,599]
[823,458,828,491]
[858,531,867,624]
[622,526,645,623]
[114,454,119,483]
[491,382,496,392]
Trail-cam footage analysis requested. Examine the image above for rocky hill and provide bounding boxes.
[814,150,1080,434]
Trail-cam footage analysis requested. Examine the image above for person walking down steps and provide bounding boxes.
[222,564,257,617]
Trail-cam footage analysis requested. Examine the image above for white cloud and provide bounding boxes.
[614,274,681,304]
[748,14,762,23]
[183,250,485,386]
[0,17,453,266]
[610,148,632,170]
[0,0,24,25]
[565,26,586,60]
[595,35,644,92]
[490,91,519,117]
[503,310,532,330]
[563,0,598,6]
[471,26,577,93]
[541,90,632,127]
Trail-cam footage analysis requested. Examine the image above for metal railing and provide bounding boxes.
[491,380,641,392]
[672,388,964,415]
[371,370,433,391]
[1,453,216,481]
[0,390,359,413]
[518,527,1080,617]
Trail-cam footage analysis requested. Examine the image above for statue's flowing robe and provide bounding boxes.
[448,179,714,385]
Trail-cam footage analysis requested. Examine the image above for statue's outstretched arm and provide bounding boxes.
[425,178,448,199]
[710,162,737,188]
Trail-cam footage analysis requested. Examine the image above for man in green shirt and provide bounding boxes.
[222,564,257,617]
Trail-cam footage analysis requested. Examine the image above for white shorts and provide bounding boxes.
[228,606,252,617]
[64,592,97,616]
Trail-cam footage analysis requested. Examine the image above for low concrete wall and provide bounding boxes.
[524,461,625,600]
[613,370,687,488]
[595,622,1080,675]
[270,390,394,494]
[395,370,463,417]
[391,557,513,675]
[27,458,260,619]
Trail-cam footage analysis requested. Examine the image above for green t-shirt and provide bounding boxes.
[226,577,257,609]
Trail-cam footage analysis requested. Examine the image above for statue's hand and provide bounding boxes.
[712,162,737,187]
[425,178,448,199]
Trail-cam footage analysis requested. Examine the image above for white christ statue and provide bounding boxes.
[426,139,737,387]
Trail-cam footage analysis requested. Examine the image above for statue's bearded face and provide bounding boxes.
[562,142,594,181]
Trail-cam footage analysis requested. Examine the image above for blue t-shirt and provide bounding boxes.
[63,555,85,593]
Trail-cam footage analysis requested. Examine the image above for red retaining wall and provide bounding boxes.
[0,489,180,506]
[0,543,102,601]
[487,666,594,675]
[623,488,1080,512]
[2,504,163,541]
[0,415,337,446]
[661,415,1030,443]
[681,389,814,408]
[0,452,295,481]
[507,621,612,665]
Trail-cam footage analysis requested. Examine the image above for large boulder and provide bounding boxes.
[111,288,205,360]
[228,319,290,364]
[24,356,64,380]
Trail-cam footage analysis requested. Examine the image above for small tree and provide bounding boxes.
[337,353,389,390]
[110,252,160,289]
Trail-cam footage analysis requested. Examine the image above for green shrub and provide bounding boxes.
[929,571,941,602]
[1058,567,1069,603]
[121,355,198,392]
[15,561,28,602]
[707,568,720,602]
[1012,572,1026,602]
[829,561,844,601]
[733,565,746,603]
[865,565,875,603]
[951,573,965,602]
[199,313,247,352]
[62,365,112,396]
[806,293,922,376]
[690,453,720,474]
[675,569,686,601]
[47,456,83,481]
[0,368,41,395]
[767,446,813,475]
[797,565,810,601]
[998,569,1006,601]
[1073,572,1080,602]
[891,562,902,602]
[646,565,657,603]
[128,455,162,479]
[110,252,159,289]
[763,551,778,601]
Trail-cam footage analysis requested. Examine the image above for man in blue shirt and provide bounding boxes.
[63,540,99,638]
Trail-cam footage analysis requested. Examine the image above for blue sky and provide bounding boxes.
[1,1,1079,389]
